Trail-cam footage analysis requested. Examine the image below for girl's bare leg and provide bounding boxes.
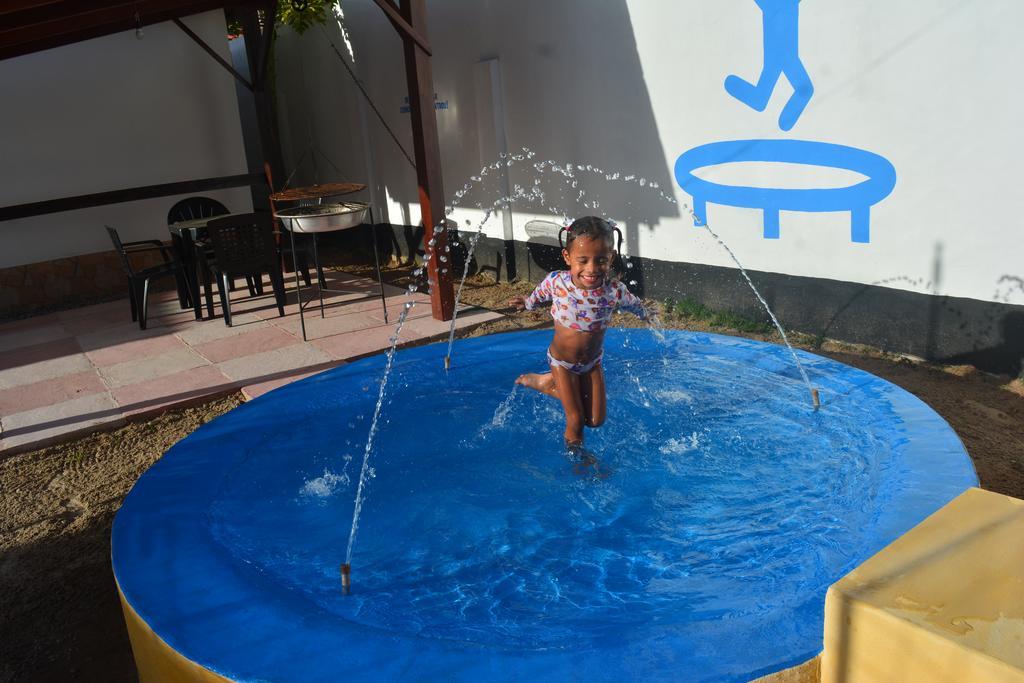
[515,371,559,398]
[579,365,606,428]
[549,364,585,444]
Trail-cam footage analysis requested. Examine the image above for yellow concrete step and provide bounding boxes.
[822,487,1024,683]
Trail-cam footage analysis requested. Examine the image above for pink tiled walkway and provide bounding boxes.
[0,272,501,454]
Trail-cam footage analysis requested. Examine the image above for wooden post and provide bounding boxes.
[399,0,454,321]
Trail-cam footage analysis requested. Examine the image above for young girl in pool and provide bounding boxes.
[509,216,648,447]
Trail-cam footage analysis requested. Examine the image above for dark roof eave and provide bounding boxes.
[0,0,267,62]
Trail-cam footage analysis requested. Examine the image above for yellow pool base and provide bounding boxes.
[118,488,1023,682]
[821,487,1024,683]
[752,655,821,682]
[118,584,229,683]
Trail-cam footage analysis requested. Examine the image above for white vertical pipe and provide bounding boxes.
[474,57,513,244]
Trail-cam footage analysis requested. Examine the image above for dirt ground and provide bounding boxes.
[1,268,1022,682]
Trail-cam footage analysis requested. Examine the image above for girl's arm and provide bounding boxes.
[517,272,557,310]
[614,281,648,319]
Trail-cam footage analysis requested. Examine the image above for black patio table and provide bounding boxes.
[169,216,220,320]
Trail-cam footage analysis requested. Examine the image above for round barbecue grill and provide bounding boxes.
[269,183,387,339]
[275,202,370,234]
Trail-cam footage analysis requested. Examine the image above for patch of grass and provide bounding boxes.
[665,297,774,335]
[787,330,824,349]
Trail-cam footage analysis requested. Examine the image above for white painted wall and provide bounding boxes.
[0,10,251,268]
[277,0,1024,305]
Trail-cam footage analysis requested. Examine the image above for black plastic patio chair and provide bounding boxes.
[166,196,229,225]
[167,196,250,298]
[200,213,287,326]
[105,225,192,330]
[168,196,278,297]
[169,195,311,294]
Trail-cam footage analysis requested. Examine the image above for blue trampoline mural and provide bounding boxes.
[675,0,896,243]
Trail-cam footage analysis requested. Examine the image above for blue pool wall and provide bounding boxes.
[112,330,978,682]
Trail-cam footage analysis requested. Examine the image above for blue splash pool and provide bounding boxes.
[112,329,976,682]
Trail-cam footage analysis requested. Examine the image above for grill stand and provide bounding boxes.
[286,207,389,342]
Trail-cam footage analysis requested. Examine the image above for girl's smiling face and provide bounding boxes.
[563,235,614,289]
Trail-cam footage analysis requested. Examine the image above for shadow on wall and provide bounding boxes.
[639,254,1024,377]
[812,277,1024,376]
[809,257,1024,376]
[939,311,1024,376]
[667,236,1024,377]
[309,0,679,292]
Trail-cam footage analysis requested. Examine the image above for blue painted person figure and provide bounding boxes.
[509,217,648,448]
[724,0,813,131]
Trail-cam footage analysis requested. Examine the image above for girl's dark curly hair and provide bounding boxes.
[559,216,623,253]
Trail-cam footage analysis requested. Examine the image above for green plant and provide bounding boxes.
[665,297,773,334]
[227,1,332,37]
[277,0,331,34]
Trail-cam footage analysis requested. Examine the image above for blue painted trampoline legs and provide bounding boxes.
[692,197,707,226]
[688,199,872,243]
[764,209,780,239]
[851,206,870,243]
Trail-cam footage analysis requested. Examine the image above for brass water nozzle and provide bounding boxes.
[341,563,351,596]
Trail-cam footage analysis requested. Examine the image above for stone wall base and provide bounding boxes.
[0,247,173,319]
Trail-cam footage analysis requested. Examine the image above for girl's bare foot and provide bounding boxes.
[515,372,556,396]
[564,437,584,452]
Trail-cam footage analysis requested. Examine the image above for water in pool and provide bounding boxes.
[180,329,972,680]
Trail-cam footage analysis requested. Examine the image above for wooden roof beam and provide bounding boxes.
[173,16,253,90]
[370,0,430,56]
[0,0,264,62]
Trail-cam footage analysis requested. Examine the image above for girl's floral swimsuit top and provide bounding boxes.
[523,271,646,331]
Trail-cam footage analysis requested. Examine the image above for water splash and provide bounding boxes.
[660,432,701,455]
[344,322,400,565]
[631,372,652,408]
[683,202,815,403]
[443,148,674,367]
[346,152,548,566]
[653,388,694,404]
[345,237,443,566]
[301,468,350,499]
[475,385,520,441]
[348,147,821,570]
